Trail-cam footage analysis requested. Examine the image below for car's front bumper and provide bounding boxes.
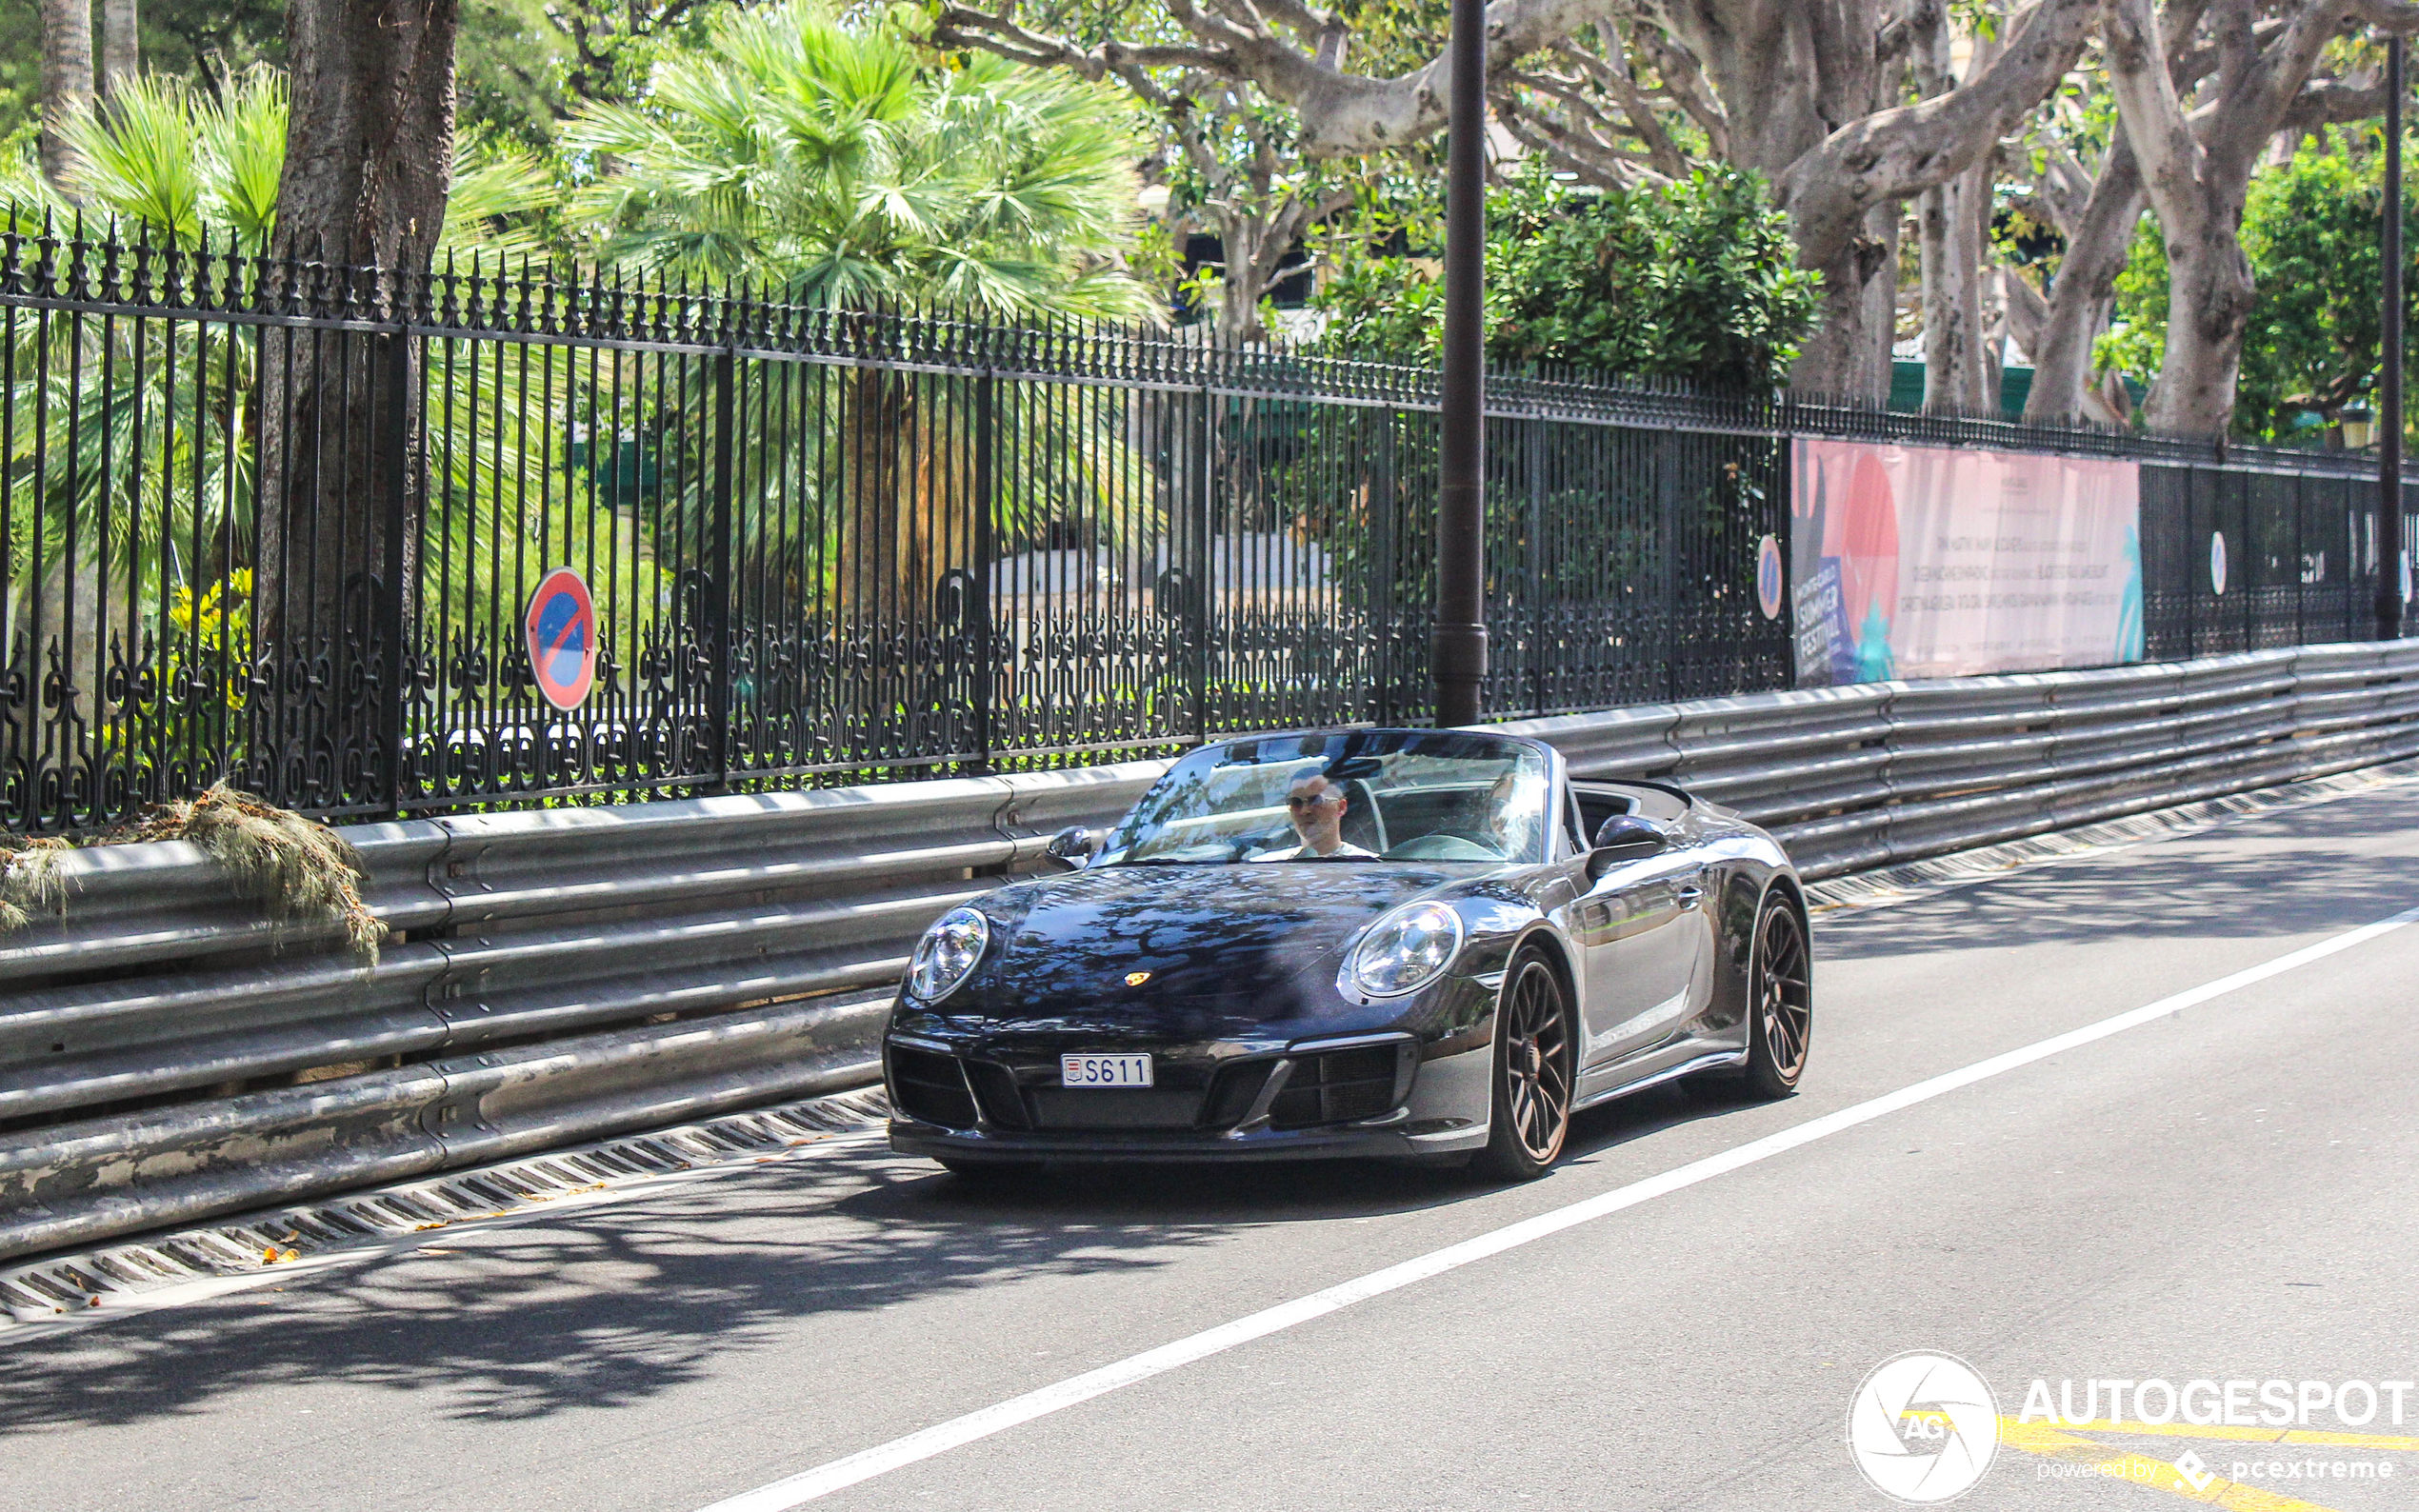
[883,1024,1494,1164]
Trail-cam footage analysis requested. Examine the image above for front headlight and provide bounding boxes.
[1343,901,1465,998]
[908,905,990,1002]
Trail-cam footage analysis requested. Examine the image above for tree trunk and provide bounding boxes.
[101,0,136,97]
[276,0,457,276]
[1793,207,1899,401]
[939,0,2092,400]
[2147,226,2258,435]
[38,0,93,189]
[1920,169,1993,413]
[1980,249,2006,408]
[1209,187,1332,348]
[836,368,962,625]
[1211,211,1276,347]
[2023,133,2145,424]
[1708,0,2090,398]
[2098,0,2398,438]
[254,0,457,805]
[1914,22,1991,416]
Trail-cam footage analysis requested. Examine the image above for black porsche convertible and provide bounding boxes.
[884,727,1810,1181]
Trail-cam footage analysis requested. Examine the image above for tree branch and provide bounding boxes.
[2283,72,2395,129]
[2100,0,2208,237]
[1774,0,2101,264]
[2344,0,2419,28]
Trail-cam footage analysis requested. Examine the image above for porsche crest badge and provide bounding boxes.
[1124,971,1152,987]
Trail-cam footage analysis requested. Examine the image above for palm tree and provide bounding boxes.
[565,2,1158,655]
[37,0,92,189]
[565,3,1151,318]
[0,73,610,815]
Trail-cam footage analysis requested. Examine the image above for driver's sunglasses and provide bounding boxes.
[1286,792,1338,810]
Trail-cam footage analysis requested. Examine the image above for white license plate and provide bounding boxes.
[1060,1053,1154,1088]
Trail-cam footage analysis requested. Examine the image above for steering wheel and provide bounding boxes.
[1383,830,1504,861]
[1229,827,1294,861]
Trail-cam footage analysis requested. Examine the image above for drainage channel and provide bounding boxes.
[0,1085,891,1336]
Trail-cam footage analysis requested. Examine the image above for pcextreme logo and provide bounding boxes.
[1845,1351,2002,1504]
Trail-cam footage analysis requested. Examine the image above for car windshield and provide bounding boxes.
[1097,731,1552,865]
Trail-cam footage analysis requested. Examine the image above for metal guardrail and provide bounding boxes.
[6,641,2418,1262]
[1494,639,2419,877]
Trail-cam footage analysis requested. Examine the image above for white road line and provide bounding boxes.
[693,902,2419,1512]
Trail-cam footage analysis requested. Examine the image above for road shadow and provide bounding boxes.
[1814,797,2419,964]
[0,1080,1732,1441]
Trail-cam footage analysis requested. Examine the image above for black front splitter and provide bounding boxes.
[889,1118,1486,1164]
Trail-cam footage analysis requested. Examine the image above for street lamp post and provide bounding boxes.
[2382,33,2407,642]
[1432,0,1488,726]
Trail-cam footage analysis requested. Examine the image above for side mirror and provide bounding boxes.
[1043,826,1097,871]
[1586,815,1668,879]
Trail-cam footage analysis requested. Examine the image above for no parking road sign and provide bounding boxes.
[525,567,597,710]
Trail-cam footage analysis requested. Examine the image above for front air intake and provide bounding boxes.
[1269,1045,1403,1129]
[889,1044,979,1129]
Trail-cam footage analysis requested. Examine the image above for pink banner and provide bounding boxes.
[1789,438,2144,685]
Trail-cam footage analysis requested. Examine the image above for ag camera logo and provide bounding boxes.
[1846,1351,2001,1503]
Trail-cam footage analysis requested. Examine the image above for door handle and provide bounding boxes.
[1675,884,1704,908]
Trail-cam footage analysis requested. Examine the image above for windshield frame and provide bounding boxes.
[1092,729,1561,869]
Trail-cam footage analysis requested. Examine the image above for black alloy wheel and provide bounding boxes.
[1742,896,1812,1098]
[1475,955,1574,1181]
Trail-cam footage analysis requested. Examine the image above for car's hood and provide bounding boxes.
[966,862,1460,1031]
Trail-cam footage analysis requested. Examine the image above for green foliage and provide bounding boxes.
[2095,213,2169,405]
[457,0,731,151]
[0,70,613,792]
[0,0,288,145]
[1490,164,1818,388]
[0,68,288,248]
[1313,164,1819,391]
[2100,131,2419,442]
[2235,136,2419,439]
[565,1,1154,318]
[0,70,555,261]
[1313,251,1448,363]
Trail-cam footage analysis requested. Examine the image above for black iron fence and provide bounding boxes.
[1,223,2409,833]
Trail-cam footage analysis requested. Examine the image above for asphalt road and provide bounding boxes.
[10,782,2419,1512]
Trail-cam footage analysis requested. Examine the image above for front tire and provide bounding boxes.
[1741,894,1812,1098]
[1473,953,1575,1182]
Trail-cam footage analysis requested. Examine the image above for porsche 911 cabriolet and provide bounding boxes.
[884,727,1810,1181]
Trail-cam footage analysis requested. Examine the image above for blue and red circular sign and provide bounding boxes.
[525,566,597,711]
[1755,533,1786,621]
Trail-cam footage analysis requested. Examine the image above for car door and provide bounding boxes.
[1570,829,1709,1067]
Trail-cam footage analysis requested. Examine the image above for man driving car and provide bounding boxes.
[1248,768,1377,860]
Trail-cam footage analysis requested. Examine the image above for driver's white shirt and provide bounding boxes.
[1248,841,1377,861]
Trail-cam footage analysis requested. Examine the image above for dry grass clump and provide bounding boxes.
[134,786,387,964]
[0,837,74,933]
[0,787,382,964]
